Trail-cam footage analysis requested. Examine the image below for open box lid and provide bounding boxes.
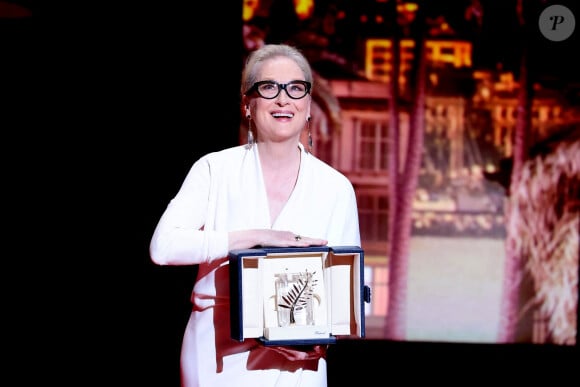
[229,246,371,345]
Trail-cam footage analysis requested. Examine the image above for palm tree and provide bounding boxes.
[497,0,537,343]
[384,0,429,340]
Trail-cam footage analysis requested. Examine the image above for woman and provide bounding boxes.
[150,44,360,387]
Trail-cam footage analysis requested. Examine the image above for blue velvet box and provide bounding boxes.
[229,246,371,346]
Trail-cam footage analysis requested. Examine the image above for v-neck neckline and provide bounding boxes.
[255,143,305,228]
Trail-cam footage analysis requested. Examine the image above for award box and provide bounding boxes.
[229,245,371,346]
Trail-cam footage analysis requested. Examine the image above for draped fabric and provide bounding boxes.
[150,143,360,386]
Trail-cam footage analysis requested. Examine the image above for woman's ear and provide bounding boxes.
[241,96,250,117]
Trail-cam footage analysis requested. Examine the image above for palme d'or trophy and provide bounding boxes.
[275,270,319,327]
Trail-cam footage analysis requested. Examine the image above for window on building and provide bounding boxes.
[357,190,389,243]
[440,46,455,55]
[356,119,389,172]
[365,264,389,317]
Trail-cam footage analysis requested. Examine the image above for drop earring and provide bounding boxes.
[247,115,254,149]
[307,116,313,153]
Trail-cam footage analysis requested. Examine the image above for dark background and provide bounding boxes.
[6,1,576,385]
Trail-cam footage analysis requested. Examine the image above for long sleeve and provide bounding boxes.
[149,154,229,266]
[149,145,272,266]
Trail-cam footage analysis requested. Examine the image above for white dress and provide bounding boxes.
[150,143,361,387]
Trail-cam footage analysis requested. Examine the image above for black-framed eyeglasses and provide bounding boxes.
[245,80,311,99]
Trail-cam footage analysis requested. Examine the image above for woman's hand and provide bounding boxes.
[229,229,327,250]
[262,230,327,247]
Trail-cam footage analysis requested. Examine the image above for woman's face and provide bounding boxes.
[246,56,311,144]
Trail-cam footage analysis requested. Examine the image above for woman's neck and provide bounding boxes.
[257,141,301,169]
[257,141,302,225]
